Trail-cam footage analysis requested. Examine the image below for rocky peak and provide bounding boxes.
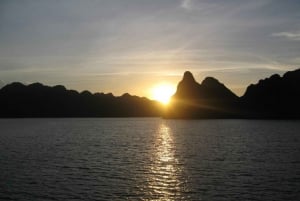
[172,71,238,102]
[182,71,196,83]
[173,71,200,99]
[201,77,221,87]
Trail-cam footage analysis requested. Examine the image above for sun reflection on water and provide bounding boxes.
[145,122,186,200]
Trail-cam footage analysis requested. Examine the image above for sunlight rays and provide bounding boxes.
[150,84,176,105]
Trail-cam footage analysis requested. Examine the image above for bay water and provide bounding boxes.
[0,118,299,200]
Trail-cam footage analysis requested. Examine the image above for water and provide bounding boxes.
[0,118,299,200]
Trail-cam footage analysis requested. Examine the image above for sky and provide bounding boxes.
[0,0,299,98]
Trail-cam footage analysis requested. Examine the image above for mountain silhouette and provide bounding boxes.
[0,82,162,117]
[165,69,300,118]
[0,69,299,118]
[241,69,300,118]
[165,71,239,118]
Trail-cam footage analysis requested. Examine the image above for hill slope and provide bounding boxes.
[1,68,299,118]
[241,69,300,118]
[165,71,239,118]
[165,69,300,119]
[0,83,162,117]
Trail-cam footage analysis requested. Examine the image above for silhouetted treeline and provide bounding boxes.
[0,68,299,118]
[164,69,300,119]
[0,83,162,117]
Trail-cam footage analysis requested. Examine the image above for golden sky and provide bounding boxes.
[1,0,299,99]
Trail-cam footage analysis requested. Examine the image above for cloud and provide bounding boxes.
[272,31,300,41]
[181,0,193,10]
[180,0,271,12]
[180,0,215,11]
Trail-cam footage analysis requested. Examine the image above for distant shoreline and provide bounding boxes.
[0,68,299,119]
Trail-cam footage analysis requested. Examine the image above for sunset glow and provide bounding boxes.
[151,84,176,105]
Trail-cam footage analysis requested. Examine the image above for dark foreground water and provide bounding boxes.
[0,118,299,201]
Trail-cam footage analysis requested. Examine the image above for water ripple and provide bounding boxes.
[0,118,299,200]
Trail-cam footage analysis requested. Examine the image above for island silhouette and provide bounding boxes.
[0,68,299,118]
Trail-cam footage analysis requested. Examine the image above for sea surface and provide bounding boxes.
[0,118,299,201]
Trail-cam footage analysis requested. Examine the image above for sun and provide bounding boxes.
[151,84,176,105]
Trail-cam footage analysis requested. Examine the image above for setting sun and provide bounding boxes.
[151,84,176,105]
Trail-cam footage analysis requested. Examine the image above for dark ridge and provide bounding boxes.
[241,68,300,118]
[173,71,201,100]
[0,83,163,118]
[166,72,239,118]
[182,71,196,83]
[200,77,238,101]
[1,82,26,92]
[165,68,300,119]
[201,77,220,86]
[1,68,299,118]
